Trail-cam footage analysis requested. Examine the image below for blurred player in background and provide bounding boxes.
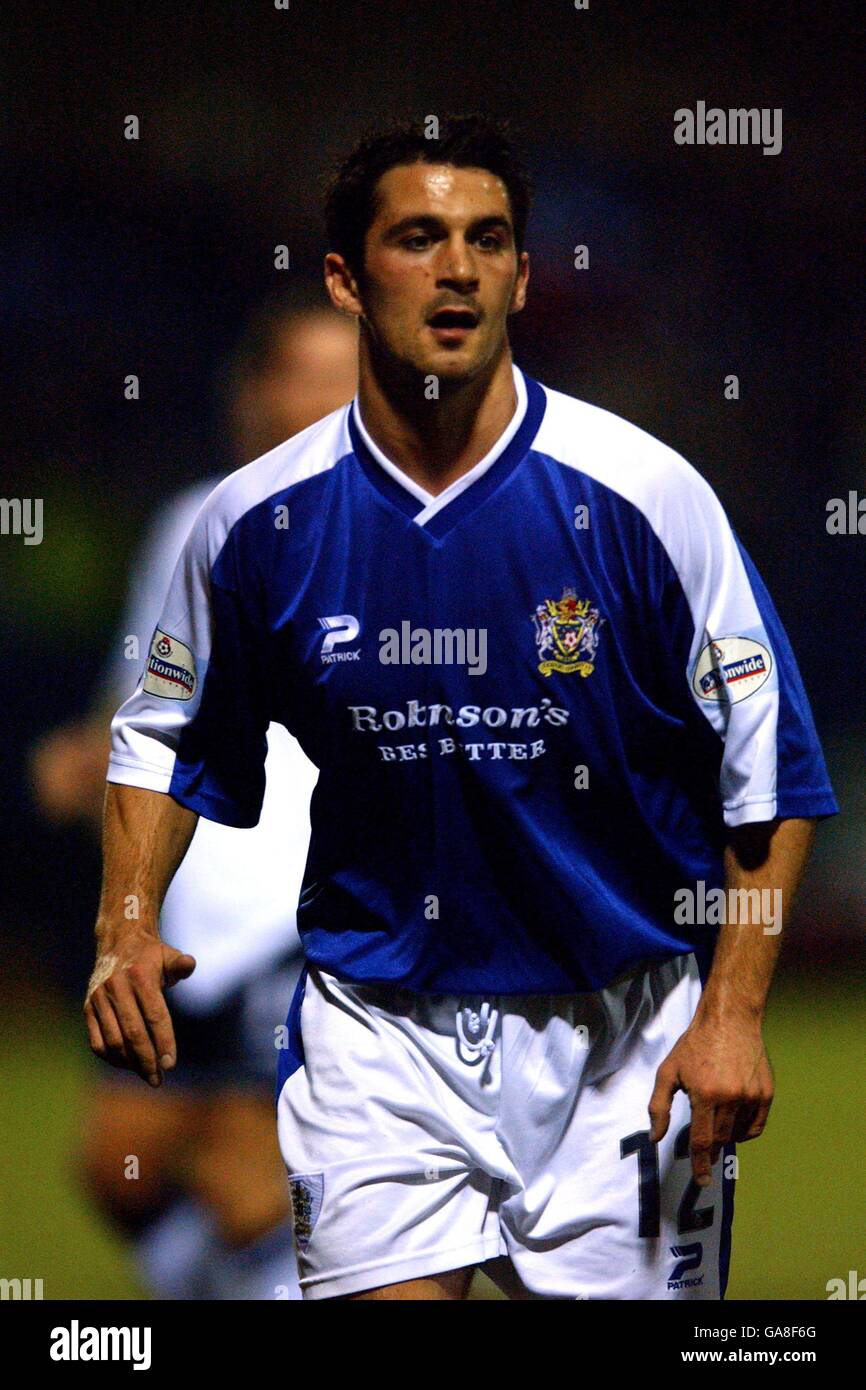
[31,296,357,1298]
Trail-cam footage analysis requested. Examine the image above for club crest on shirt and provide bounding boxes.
[532,588,605,677]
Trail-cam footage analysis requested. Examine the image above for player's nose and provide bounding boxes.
[435,235,479,288]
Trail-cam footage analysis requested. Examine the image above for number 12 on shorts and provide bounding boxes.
[620,1125,716,1238]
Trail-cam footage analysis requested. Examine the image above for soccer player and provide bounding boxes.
[34,297,357,1298]
[86,115,837,1301]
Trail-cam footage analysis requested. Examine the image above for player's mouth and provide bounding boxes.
[426,306,480,345]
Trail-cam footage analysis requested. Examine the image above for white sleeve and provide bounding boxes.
[657,467,835,827]
[107,475,272,826]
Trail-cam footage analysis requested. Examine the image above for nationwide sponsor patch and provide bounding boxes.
[692,636,772,704]
[143,629,196,700]
[289,1173,324,1252]
[532,588,605,677]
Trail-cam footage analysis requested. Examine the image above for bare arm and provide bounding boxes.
[649,816,817,1185]
[84,783,199,1086]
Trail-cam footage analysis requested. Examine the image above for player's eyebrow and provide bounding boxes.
[468,215,513,240]
[383,213,514,242]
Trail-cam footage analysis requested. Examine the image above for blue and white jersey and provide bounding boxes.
[108,366,837,994]
[103,481,316,1012]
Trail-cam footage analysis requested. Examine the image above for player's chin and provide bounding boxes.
[421,344,486,382]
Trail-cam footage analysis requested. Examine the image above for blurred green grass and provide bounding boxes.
[0,980,146,1300]
[1,974,862,1300]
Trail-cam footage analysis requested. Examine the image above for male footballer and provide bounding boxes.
[87,115,837,1300]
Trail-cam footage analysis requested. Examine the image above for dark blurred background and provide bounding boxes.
[1,0,863,1299]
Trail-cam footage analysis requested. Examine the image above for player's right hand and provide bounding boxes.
[84,932,196,1087]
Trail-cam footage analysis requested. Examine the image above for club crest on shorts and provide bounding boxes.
[143,629,196,700]
[289,1174,324,1252]
[532,588,605,677]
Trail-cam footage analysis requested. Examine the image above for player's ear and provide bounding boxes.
[508,251,529,315]
[324,253,364,319]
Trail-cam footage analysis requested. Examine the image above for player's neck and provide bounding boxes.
[356,339,518,497]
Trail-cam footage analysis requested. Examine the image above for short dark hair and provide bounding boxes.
[324,113,531,278]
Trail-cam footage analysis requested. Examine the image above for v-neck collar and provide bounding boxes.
[348,365,547,540]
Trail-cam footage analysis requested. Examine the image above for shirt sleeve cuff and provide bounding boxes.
[106,754,173,794]
[723,789,839,827]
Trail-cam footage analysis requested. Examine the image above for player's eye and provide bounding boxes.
[402,233,433,250]
[477,232,506,250]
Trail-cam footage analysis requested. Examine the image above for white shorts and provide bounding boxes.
[276,955,735,1300]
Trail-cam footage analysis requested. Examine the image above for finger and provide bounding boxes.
[742,1095,773,1141]
[105,973,162,1086]
[648,1063,679,1143]
[90,988,131,1064]
[90,989,127,1050]
[688,1098,716,1187]
[709,1101,738,1166]
[131,972,178,1072]
[730,1099,758,1143]
[83,998,107,1058]
[163,951,196,988]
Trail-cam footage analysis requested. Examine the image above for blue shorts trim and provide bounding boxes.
[275,965,308,1104]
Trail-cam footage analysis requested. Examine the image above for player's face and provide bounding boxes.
[352,163,528,383]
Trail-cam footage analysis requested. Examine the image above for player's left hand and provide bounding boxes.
[647,1016,774,1187]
